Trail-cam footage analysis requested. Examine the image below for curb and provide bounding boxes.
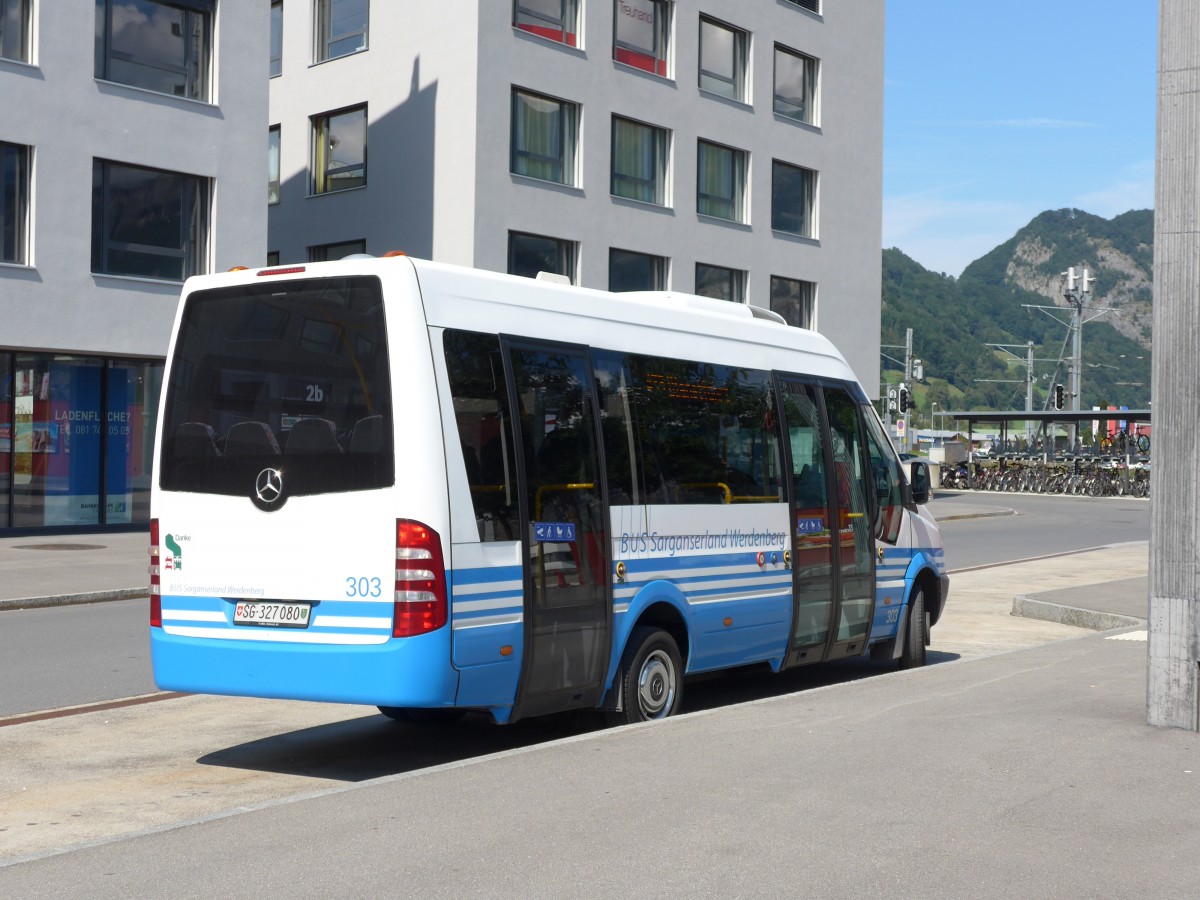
[1011,595,1144,631]
[0,588,147,612]
[934,508,1016,522]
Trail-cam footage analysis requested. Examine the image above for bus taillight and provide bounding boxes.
[394,519,447,637]
[149,518,162,628]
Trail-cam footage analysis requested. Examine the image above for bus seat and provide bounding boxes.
[174,422,220,457]
[349,415,386,453]
[286,417,343,454]
[223,421,280,456]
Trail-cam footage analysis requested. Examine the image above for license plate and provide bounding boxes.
[233,601,312,628]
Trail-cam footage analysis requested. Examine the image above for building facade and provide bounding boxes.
[0,2,265,533]
[268,0,884,389]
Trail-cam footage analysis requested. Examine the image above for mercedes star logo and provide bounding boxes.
[255,468,284,505]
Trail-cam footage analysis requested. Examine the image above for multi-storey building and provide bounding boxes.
[268,0,883,386]
[0,2,265,533]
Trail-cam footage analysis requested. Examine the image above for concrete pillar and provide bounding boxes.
[1149,0,1200,729]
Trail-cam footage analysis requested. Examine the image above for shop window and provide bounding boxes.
[695,263,744,303]
[611,116,669,206]
[775,45,818,124]
[511,88,579,186]
[508,231,576,282]
[696,139,746,223]
[270,0,283,76]
[698,16,748,102]
[91,159,209,281]
[268,126,281,205]
[0,352,10,528]
[316,0,368,62]
[105,359,163,525]
[771,275,815,328]
[309,239,365,261]
[1,141,30,265]
[312,105,367,194]
[772,160,816,238]
[609,248,666,292]
[513,0,580,47]
[94,0,213,102]
[0,0,31,63]
[613,0,669,77]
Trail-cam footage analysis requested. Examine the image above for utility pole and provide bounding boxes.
[1150,0,1200,730]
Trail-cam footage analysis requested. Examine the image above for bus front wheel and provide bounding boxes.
[898,586,928,670]
[607,627,683,726]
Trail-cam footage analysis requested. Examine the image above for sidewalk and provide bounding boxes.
[0,530,149,609]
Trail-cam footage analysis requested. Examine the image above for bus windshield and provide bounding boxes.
[159,275,394,497]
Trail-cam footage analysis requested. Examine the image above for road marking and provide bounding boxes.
[0,692,188,728]
[1105,630,1148,642]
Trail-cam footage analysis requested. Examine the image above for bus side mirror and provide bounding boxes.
[909,460,931,505]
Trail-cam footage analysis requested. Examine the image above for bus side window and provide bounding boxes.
[444,330,520,542]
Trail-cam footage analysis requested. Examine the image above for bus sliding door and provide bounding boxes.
[504,340,611,720]
[778,379,876,666]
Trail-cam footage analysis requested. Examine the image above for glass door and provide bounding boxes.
[821,386,876,659]
[505,341,611,719]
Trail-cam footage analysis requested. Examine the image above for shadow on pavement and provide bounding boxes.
[197,651,960,782]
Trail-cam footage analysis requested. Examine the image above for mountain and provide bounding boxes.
[881,208,1153,420]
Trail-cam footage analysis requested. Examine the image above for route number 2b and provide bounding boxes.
[306,384,325,402]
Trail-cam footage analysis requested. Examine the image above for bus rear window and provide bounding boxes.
[159,276,394,496]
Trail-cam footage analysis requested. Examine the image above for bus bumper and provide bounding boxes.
[150,627,460,708]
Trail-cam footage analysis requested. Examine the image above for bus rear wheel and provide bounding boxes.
[607,627,683,726]
[898,586,928,670]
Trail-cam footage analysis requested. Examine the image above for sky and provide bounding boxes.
[884,2,1159,277]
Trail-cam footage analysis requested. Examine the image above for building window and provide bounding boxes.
[267,250,280,266]
[309,239,365,261]
[509,231,576,282]
[91,159,208,280]
[610,248,666,292]
[695,263,744,303]
[698,16,747,102]
[786,0,820,13]
[312,105,367,194]
[771,276,815,328]
[94,0,213,102]
[316,0,368,62]
[772,160,816,237]
[268,126,281,204]
[0,0,31,63]
[697,139,746,223]
[611,117,668,206]
[613,0,669,78]
[513,0,580,47]
[511,88,578,186]
[1,142,29,265]
[270,0,283,77]
[775,46,817,124]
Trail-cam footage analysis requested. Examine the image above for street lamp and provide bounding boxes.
[931,401,938,438]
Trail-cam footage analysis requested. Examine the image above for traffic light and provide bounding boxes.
[1053,384,1064,410]
[898,387,910,413]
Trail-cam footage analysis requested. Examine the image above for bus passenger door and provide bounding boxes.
[504,340,611,720]
[821,387,876,660]
[777,379,876,665]
[778,379,836,666]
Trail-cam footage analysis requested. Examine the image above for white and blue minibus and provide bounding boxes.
[150,255,949,724]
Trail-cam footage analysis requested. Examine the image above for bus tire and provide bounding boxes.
[606,627,683,726]
[898,585,927,670]
[377,706,466,725]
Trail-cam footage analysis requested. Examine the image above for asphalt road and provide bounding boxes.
[933,491,1149,569]
[0,493,1149,718]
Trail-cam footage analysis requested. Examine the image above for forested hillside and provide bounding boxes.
[881,209,1153,419]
